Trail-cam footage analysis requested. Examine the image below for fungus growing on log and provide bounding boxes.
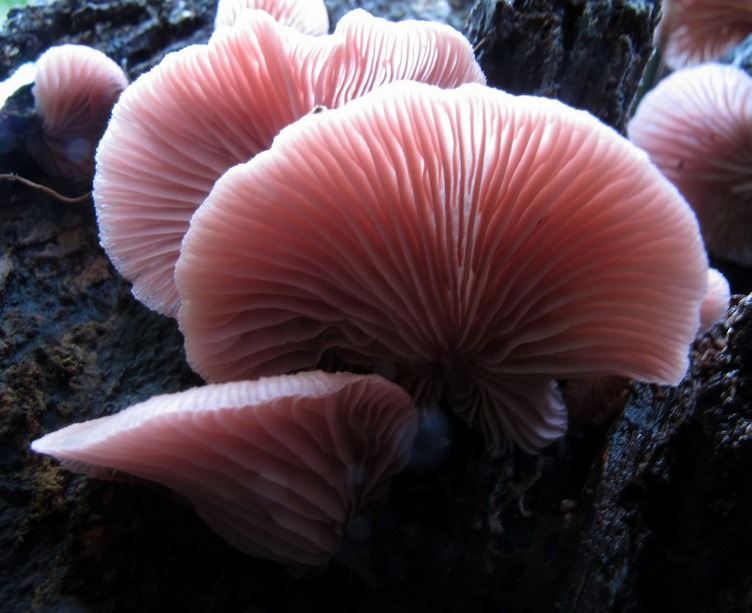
[565,267,730,425]
[658,0,752,70]
[628,63,752,264]
[27,44,128,182]
[214,0,329,33]
[175,81,709,454]
[700,268,731,333]
[31,371,417,565]
[93,9,484,316]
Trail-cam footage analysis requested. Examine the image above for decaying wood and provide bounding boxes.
[467,0,659,133]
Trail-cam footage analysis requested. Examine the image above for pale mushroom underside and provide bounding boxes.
[214,0,329,34]
[93,9,485,316]
[176,82,708,454]
[628,63,752,264]
[30,44,128,179]
[31,371,418,565]
[658,0,752,69]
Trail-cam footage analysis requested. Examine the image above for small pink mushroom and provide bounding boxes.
[700,268,731,333]
[28,44,128,182]
[214,0,329,34]
[658,0,752,70]
[93,9,485,315]
[175,81,709,454]
[628,63,752,264]
[31,371,417,565]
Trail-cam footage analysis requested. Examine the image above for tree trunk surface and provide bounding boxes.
[1,1,750,611]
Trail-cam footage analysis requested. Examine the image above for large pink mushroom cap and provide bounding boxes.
[28,44,128,181]
[31,371,417,565]
[628,63,752,264]
[214,0,329,34]
[658,0,752,70]
[176,81,709,455]
[93,9,485,316]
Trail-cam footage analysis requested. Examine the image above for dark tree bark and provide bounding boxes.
[466,0,660,133]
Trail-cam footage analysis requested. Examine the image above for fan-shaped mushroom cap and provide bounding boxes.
[628,63,752,264]
[700,268,731,333]
[31,371,417,565]
[93,9,485,316]
[215,0,329,34]
[28,44,128,181]
[176,81,709,455]
[658,0,752,70]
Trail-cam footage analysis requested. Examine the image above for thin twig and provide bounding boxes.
[473,36,488,55]
[0,173,91,204]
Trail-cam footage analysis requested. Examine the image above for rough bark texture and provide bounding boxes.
[557,305,752,611]
[466,0,660,133]
[2,1,751,611]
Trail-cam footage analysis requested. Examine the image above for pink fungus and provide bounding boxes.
[28,44,128,182]
[214,0,329,34]
[628,63,752,264]
[658,0,752,70]
[93,9,485,315]
[31,371,417,565]
[175,82,709,454]
[699,268,731,333]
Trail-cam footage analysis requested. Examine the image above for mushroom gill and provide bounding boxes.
[176,82,709,454]
[31,371,418,565]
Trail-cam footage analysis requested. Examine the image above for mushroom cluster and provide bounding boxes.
[175,80,709,453]
[32,0,718,566]
[93,7,485,315]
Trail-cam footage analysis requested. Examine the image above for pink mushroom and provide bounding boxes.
[214,0,329,34]
[658,0,752,70]
[31,371,417,565]
[628,63,752,264]
[700,268,731,333]
[93,9,485,316]
[562,376,632,425]
[564,267,730,425]
[28,44,128,182]
[175,81,709,454]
